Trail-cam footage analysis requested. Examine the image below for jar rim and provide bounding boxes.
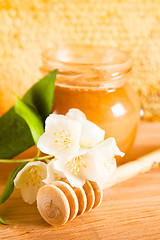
[41,44,131,89]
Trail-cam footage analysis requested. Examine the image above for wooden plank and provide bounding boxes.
[0,122,160,240]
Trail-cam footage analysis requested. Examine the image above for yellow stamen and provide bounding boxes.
[53,130,72,150]
[24,166,43,187]
[104,157,116,172]
[66,156,87,175]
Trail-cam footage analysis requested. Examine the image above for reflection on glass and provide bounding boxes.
[111,103,126,118]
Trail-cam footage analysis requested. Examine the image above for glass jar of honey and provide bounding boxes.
[41,45,140,164]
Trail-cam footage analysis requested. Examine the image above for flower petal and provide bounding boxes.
[74,149,117,187]
[66,108,105,148]
[80,120,105,148]
[14,161,47,204]
[94,156,117,186]
[92,137,125,161]
[14,161,47,188]
[53,159,85,188]
[43,160,65,184]
[66,108,86,123]
[21,180,45,204]
[75,151,101,183]
[37,114,82,160]
[53,137,122,188]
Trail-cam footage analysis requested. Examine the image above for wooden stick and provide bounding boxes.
[103,149,160,190]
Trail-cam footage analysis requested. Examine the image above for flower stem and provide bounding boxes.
[33,149,41,161]
[0,155,54,163]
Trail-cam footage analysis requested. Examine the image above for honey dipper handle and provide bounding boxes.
[103,149,160,190]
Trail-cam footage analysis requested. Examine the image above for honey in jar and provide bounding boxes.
[41,45,140,164]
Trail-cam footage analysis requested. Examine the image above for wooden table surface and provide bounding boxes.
[0,122,160,240]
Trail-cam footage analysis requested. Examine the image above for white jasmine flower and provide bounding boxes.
[37,114,82,161]
[14,161,47,204]
[53,137,124,188]
[43,160,65,185]
[66,109,105,149]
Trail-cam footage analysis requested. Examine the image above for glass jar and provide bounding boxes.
[41,45,140,164]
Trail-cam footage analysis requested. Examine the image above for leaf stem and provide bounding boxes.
[0,155,54,163]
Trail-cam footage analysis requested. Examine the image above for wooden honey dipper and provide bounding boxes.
[37,179,103,226]
[37,149,160,226]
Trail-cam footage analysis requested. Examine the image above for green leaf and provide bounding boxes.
[0,70,57,159]
[15,98,44,144]
[23,70,57,123]
[0,162,28,206]
[0,108,34,159]
[0,216,9,225]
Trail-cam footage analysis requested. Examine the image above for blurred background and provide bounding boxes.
[0,0,160,119]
